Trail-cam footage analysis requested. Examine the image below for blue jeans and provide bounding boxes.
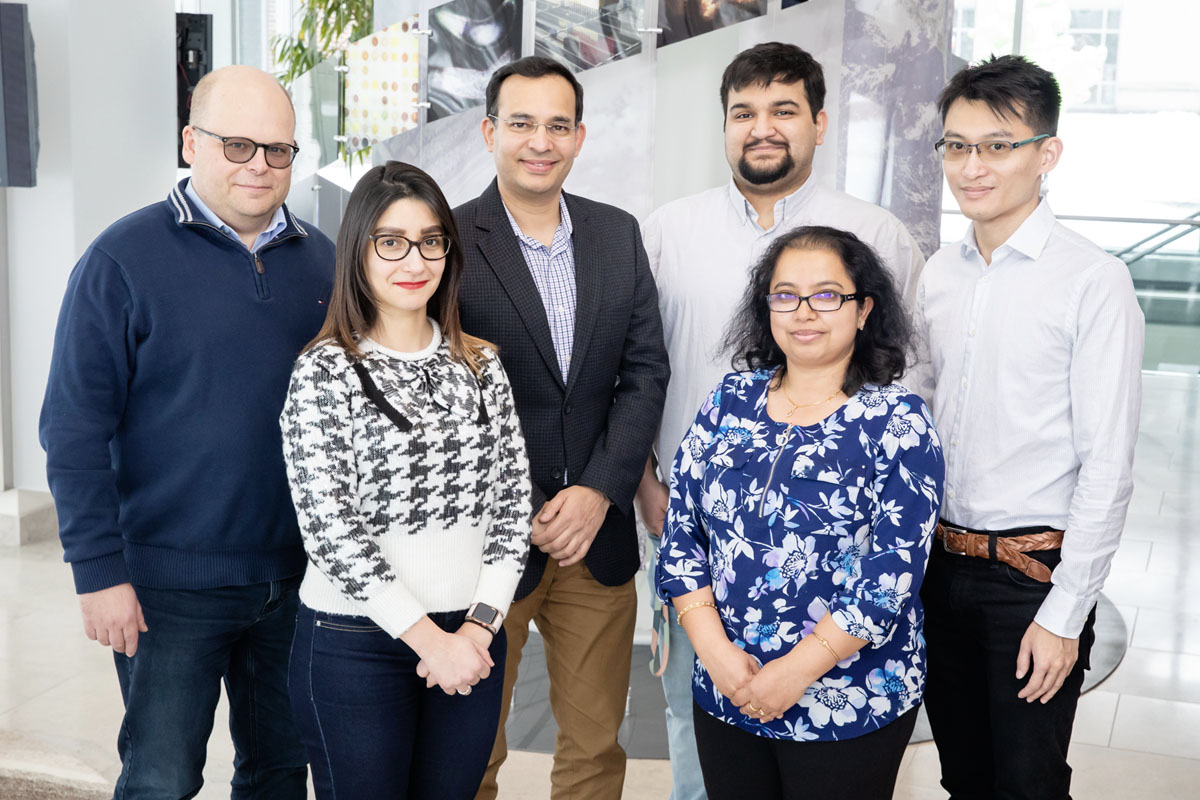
[289,604,506,800]
[113,578,307,800]
[647,535,707,800]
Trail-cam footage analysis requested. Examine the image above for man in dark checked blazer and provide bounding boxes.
[455,56,669,800]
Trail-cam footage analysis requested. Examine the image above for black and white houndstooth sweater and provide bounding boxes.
[280,322,531,638]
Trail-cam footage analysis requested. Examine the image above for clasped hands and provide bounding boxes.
[701,640,807,723]
[415,622,495,696]
[532,485,610,567]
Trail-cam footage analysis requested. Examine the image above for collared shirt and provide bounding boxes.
[909,198,1144,637]
[643,177,926,493]
[504,194,577,381]
[184,179,287,253]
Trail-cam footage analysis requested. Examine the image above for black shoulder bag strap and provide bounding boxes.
[350,361,413,432]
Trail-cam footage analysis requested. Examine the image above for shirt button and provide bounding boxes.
[552,468,563,480]
[951,438,959,446]
[947,489,955,499]
[961,378,968,389]
[969,328,976,337]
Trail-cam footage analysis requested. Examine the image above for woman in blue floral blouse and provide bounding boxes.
[655,226,944,799]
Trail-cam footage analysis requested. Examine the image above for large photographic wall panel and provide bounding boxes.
[291,0,951,257]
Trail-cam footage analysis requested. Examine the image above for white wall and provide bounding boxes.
[4,0,176,492]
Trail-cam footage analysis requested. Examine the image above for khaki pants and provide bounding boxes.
[476,559,637,800]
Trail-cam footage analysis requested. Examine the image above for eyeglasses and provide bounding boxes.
[192,126,299,168]
[487,115,577,138]
[767,291,860,313]
[368,233,452,261]
[934,134,1049,162]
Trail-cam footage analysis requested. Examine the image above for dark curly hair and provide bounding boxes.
[726,226,910,395]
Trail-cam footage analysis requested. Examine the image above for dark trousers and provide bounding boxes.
[113,578,308,800]
[289,603,506,800]
[922,543,1097,800]
[692,701,918,800]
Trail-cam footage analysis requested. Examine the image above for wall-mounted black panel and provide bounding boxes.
[0,2,39,188]
[176,12,211,168]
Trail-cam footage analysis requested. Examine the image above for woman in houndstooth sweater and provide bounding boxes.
[280,161,531,799]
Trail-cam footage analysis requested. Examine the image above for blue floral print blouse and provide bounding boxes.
[656,369,944,741]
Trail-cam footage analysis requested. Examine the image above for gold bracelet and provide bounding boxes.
[811,631,844,663]
[676,601,717,623]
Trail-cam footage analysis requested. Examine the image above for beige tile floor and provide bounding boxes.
[2,372,1199,798]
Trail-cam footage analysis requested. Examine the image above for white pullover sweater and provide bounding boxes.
[280,323,531,638]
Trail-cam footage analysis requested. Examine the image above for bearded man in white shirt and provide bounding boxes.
[635,41,925,800]
[914,55,1144,800]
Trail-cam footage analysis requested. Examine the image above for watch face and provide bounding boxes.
[471,604,500,625]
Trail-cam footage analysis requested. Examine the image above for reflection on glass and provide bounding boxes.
[292,55,343,177]
[427,0,522,122]
[655,0,767,48]
[534,0,644,71]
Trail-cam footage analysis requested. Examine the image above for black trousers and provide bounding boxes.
[692,700,918,800]
[921,542,1097,800]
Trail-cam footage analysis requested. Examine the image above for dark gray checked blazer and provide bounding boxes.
[455,179,669,601]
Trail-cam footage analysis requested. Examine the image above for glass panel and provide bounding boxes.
[1070,9,1104,29]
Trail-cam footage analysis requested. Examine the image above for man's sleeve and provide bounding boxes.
[578,215,670,514]
[39,245,136,594]
[878,220,926,309]
[1036,259,1144,637]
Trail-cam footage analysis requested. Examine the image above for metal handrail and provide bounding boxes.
[1110,209,1200,259]
[940,209,1200,266]
[940,210,1200,227]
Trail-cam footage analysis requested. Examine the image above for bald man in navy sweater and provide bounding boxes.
[40,66,333,798]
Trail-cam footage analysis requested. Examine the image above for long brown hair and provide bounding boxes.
[305,160,491,373]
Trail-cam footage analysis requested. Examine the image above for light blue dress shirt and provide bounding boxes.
[184,179,287,253]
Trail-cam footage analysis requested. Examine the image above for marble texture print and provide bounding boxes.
[656,0,767,48]
[534,0,644,71]
[838,0,952,258]
[427,0,523,122]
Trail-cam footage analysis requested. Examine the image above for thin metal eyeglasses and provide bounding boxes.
[767,291,860,313]
[934,134,1050,163]
[487,115,577,138]
[368,233,452,261]
[192,126,300,168]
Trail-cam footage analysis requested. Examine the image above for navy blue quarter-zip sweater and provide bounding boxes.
[40,181,335,594]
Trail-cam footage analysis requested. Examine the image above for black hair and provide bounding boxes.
[938,54,1061,136]
[306,160,491,373]
[720,42,824,121]
[485,56,584,122]
[726,226,910,395]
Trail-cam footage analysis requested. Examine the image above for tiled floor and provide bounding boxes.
[1,372,1198,798]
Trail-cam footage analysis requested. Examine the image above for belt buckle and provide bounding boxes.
[940,524,971,556]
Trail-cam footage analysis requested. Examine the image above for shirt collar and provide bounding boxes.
[184,179,288,253]
[961,195,1055,261]
[726,176,817,232]
[503,194,574,246]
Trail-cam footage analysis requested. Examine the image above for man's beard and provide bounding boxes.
[738,144,794,186]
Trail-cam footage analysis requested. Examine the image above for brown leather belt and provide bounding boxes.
[935,522,1064,583]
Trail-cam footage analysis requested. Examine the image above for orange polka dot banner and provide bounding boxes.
[345,15,422,154]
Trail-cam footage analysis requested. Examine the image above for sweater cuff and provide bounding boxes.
[472,563,523,619]
[364,580,428,639]
[71,552,132,594]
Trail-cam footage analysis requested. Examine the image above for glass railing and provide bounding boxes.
[941,211,1200,375]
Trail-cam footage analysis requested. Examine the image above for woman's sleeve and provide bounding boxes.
[279,352,427,638]
[828,394,945,648]
[655,381,724,601]
[473,354,533,618]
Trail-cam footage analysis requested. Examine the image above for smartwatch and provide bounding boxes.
[466,602,503,635]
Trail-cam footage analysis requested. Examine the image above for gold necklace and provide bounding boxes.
[777,380,841,418]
